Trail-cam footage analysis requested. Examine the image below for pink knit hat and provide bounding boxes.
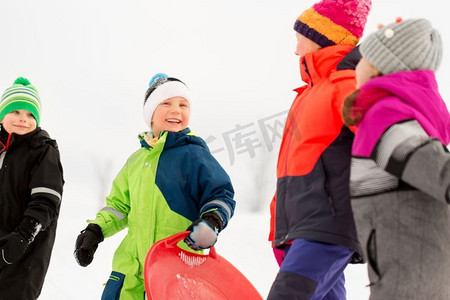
[294,0,371,48]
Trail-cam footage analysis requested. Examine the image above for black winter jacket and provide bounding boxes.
[0,126,64,299]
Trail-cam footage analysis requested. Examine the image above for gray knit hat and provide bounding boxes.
[360,18,442,75]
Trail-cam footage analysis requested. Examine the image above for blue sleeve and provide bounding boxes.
[189,146,235,228]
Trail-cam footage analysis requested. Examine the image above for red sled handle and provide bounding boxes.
[163,231,218,258]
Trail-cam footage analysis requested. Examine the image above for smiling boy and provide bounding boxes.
[1,109,37,135]
[74,73,235,299]
[150,96,190,137]
[0,77,64,300]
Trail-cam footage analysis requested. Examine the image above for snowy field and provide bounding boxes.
[40,194,370,299]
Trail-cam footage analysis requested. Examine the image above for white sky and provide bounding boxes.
[1,0,449,298]
[1,0,448,195]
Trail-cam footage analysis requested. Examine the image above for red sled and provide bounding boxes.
[144,231,263,300]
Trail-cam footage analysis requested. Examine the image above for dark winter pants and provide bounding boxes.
[267,239,353,300]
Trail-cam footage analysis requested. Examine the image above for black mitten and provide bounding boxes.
[74,224,104,267]
[185,212,223,250]
[0,216,42,269]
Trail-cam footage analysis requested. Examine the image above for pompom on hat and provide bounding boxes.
[294,0,371,48]
[143,73,191,129]
[0,77,41,126]
[360,18,443,75]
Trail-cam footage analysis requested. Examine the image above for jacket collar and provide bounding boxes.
[0,126,10,153]
[139,127,207,151]
[300,44,355,85]
[0,126,43,150]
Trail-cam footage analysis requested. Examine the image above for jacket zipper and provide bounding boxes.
[283,59,313,175]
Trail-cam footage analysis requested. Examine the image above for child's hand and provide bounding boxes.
[0,232,31,269]
[0,216,41,269]
[74,223,104,267]
[185,212,223,250]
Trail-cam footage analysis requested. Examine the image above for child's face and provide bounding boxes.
[355,58,381,88]
[151,97,190,137]
[1,109,37,135]
[295,32,321,57]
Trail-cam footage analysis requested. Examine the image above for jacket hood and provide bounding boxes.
[352,70,450,156]
[360,70,443,108]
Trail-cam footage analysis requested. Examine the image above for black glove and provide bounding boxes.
[74,224,104,267]
[185,212,223,250]
[0,217,42,269]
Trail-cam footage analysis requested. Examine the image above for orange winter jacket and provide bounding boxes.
[269,45,362,261]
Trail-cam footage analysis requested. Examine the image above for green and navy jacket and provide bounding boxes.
[89,128,235,274]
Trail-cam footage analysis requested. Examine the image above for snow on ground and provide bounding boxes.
[39,189,370,299]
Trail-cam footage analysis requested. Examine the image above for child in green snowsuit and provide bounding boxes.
[74,73,235,299]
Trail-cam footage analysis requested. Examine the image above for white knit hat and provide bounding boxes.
[143,73,191,129]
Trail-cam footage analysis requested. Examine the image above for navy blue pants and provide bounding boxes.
[267,239,354,300]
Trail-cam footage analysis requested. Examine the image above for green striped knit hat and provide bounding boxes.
[0,77,41,126]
